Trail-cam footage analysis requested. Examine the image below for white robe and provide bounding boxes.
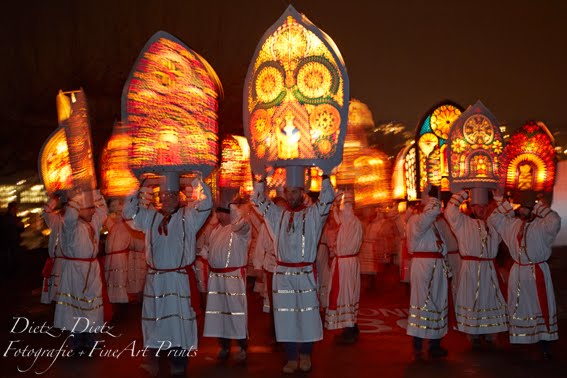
[123,183,212,350]
[316,223,334,309]
[195,219,217,293]
[488,200,560,343]
[253,222,276,313]
[406,198,448,339]
[41,210,64,304]
[203,219,251,339]
[436,215,460,304]
[325,207,362,330]
[445,191,508,335]
[252,178,334,342]
[127,226,146,295]
[104,216,131,303]
[54,196,107,332]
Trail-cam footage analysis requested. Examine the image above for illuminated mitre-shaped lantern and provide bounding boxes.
[353,147,391,207]
[38,127,73,196]
[101,122,140,198]
[448,101,504,203]
[499,121,557,196]
[219,135,253,197]
[122,31,222,190]
[243,5,349,187]
[56,89,97,205]
[391,143,418,202]
[415,101,463,195]
[336,99,374,187]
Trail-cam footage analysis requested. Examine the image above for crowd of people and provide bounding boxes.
[36,171,561,376]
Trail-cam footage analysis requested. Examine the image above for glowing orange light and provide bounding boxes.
[39,127,73,195]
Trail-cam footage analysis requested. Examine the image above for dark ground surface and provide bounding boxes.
[0,247,566,378]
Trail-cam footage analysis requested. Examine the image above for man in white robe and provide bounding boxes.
[406,186,449,360]
[41,194,65,304]
[53,189,108,353]
[104,198,131,303]
[488,190,560,359]
[252,172,334,374]
[126,226,146,302]
[324,191,363,344]
[445,188,508,349]
[195,211,219,310]
[123,178,211,376]
[203,203,251,362]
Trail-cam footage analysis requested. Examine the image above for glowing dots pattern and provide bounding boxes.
[430,104,461,140]
[219,135,253,196]
[38,127,73,195]
[244,5,349,174]
[405,146,418,201]
[122,31,222,179]
[447,100,504,191]
[352,148,392,207]
[101,122,140,198]
[499,121,557,194]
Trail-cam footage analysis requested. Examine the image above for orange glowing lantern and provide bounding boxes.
[499,121,557,194]
[101,122,140,198]
[38,127,73,195]
[243,5,349,186]
[353,148,392,207]
[122,31,222,183]
[57,89,97,195]
[392,143,418,201]
[447,100,504,191]
[415,101,463,194]
[219,135,253,196]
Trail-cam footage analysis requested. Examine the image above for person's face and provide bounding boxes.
[159,191,180,215]
[517,206,534,221]
[471,204,487,220]
[284,187,304,209]
[79,207,95,223]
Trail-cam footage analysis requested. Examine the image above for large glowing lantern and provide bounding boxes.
[101,122,140,198]
[415,101,463,194]
[219,135,253,196]
[499,121,557,194]
[122,31,222,182]
[57,89,97,193]
[336,99,374,186]
[243,5,349,185]
[38,127,73,195]
[353,148,391,207]
[447,100,504,191]
[392,143,418,201]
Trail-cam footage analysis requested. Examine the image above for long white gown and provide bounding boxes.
[41,210,64,304]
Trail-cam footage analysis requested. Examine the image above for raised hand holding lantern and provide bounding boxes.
[243,5,349,185]
[122,31,222,190]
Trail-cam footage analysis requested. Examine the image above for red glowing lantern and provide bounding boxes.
[243,5,349,185]
[499,121,557,194]
[122,31,222,184]
[447,100,504,192]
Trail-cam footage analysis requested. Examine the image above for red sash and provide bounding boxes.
[146,263,201,316]
[42,257,55,293]
[328,255,357,311]
[460,255,507,301]
[515,261,549,330]
[411,252,444,259]
[209,265,247,279]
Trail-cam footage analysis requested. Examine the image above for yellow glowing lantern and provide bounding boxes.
[38,127,73,195]
[219,135,253,196]
[244,5,349,186]
[122,31,222,185]
[353,148,392,207]
[101,122,140,198]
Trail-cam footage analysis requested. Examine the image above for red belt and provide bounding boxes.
[515,260,550,330]
[60,256,98,262]
[107,248,129,255]
[335,254,358,259]
[276,260,313,268]
[460,255,507,301]
[447,250,459,255]
[460,255,494,261]
[209,265,247,274]
[411,252,444,259]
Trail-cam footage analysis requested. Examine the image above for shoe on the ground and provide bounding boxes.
[139,357,159,377]
[429,347,448,359]
[282,360,299,374]
[217,348,230,361]
[234,348,247,362]
[299,354,312,372]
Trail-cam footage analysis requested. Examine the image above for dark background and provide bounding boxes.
[1,0,566,177]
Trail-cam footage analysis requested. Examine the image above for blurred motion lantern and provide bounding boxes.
[219,135,253,196]
[415,102,462,194]
[447,100,504,191]
[101,122,140,198]
[243,5,349,184]
[57,89,97,194]
[392,143,417,201]
[353,148,391,207]
[499,121,557,194]
[38,127,73,195]
[122,31,222,182]
[336,99,374,187]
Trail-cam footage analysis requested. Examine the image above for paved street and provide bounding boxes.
[1,249,566,377]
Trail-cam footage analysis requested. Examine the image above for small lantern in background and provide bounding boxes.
[122,31,222,188]
[447,100,505,193]
[38,127,73,196]
[392,143,418,202]
[353,148,392,207]
[219,135,253,197]
[101,122,139,198]
[243,5,349,185]
[499,121,557,200]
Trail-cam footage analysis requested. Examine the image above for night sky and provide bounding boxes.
[1,0,566,177]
